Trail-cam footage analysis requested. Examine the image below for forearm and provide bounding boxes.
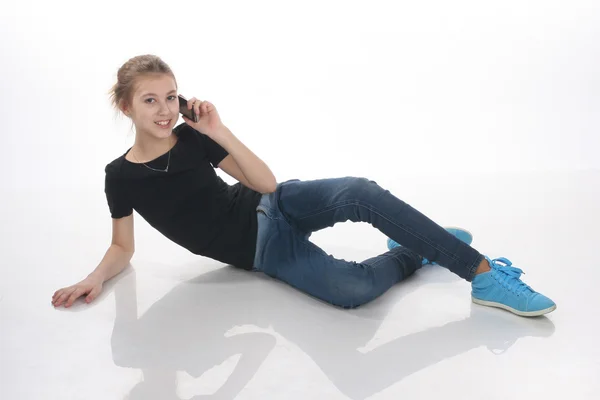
[88,244,133,282]
[215,126,277,193]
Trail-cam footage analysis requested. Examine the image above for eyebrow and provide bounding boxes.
[141,90,177,97]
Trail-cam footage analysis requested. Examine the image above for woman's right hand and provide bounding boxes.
[52,275,104,308]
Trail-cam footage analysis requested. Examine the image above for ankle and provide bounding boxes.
[475,257,491,275]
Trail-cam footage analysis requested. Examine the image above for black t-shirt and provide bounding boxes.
[104,123,263,270]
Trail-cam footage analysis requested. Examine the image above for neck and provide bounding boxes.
[132,131,174,162]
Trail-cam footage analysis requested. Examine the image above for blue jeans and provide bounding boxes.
[252,177,484,309]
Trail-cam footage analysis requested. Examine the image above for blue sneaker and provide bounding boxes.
[471,256,556,317]
[387,227,474,265]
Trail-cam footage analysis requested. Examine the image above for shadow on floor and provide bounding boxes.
[104,264,555,399]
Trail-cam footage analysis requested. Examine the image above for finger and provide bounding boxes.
[52,291,65,305]
[53,289,63,300]
[188,97,198,110]
[64,288,86,308]
[202,102,208,114]
[86,286,101,303]
[53,287,71,299]
[56,287,77,306]
[64,290,82,308]
[183,115,197,125]
[194,100,202,117]
[55,287,76,304]
[52,290,61,305]
[54,291,72,307]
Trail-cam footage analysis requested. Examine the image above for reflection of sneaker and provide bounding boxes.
[387,227,473,265]
[469,306,556,354]
[471,257,557,317]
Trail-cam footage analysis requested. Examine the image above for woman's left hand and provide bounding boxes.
[182,98,225,138]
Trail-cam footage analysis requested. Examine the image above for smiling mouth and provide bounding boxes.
[155,119,172,126]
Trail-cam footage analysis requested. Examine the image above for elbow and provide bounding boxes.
[249,174,277,194]
[260,179,278,194]
[114,243,135,259]
[123,249,135,266]
[125,248,135,260]
[125,246,135,260]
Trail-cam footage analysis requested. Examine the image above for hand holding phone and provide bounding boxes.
[178,95,199,123]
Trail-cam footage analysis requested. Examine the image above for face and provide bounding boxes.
[123,74,179,139]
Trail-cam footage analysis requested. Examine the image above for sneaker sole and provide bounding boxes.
[471,297,557,317]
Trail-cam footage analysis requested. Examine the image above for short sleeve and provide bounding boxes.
[174,123,229,168]
[199,132,229,168]
[104,171,133,219]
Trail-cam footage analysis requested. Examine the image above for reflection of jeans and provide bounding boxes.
[253,177,484,309]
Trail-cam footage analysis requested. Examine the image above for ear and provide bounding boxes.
[118,100,130,116]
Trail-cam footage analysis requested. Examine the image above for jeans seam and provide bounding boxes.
[466,253,484,282]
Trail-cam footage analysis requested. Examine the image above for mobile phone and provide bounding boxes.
[178,95,199,123]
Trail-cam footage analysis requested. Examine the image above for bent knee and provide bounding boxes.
[329,274,379,309]
[341,177,382,198]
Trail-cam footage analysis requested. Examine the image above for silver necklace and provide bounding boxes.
[131,138,172,173]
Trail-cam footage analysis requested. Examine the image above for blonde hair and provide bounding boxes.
[108,55,177,125]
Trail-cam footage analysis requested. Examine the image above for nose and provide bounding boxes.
[157,103,171,116]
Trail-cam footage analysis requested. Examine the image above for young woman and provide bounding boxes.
[52,55,556,317]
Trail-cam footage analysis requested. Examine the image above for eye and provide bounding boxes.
[168,95,176,101]
[145,98,155,104]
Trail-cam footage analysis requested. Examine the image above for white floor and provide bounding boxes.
[2,170,599,400]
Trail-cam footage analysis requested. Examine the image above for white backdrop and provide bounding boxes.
[2,0,598,193]
[2,3,600,399]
